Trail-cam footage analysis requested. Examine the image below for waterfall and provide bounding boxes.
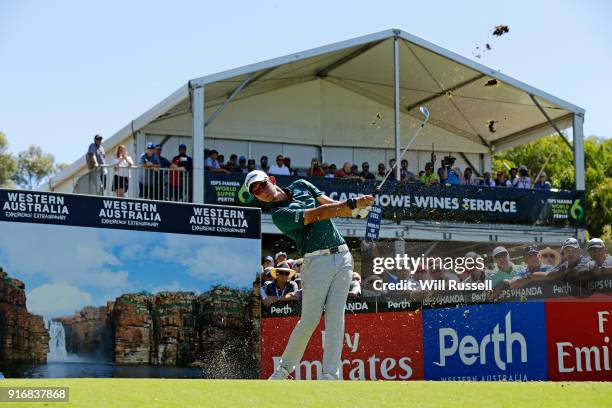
[47,320,68,361]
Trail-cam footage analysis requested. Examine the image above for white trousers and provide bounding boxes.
[278,250,353,379]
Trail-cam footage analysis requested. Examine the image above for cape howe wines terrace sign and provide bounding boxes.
[204,173,585,228]
[0,189,260,239]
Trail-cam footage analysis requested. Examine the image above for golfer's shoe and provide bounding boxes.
[268,366,291,380]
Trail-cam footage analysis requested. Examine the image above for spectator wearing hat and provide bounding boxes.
[139,142,161,199]
[262,264,299,307]
[307,158,325,177]
[420,162,439,185]
[275,251,287,266]
[505,246,553,289]
[534,172,551,189]
[87,134,107,193]
[533,238,594,282]
[268,154,291,176]
[348,272,362,299]
[262,256,275,269]
[586,238,612,275]
[489,246,524,288]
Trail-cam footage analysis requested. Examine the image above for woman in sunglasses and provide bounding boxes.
[244,170,374,380]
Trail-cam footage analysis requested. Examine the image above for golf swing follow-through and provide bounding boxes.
[244,106,429,380]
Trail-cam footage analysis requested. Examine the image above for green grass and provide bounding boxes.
[1,379,611,408]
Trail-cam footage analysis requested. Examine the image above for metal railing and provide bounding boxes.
[74,165,192,202]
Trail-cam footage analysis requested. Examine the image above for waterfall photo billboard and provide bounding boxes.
[0,189,262,378]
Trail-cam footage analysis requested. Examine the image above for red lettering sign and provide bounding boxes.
[546,301,612,381]
[261,311,424,380]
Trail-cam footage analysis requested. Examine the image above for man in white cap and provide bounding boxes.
[489,246,523,288]
[586,238,611,273]
[244,169,374,380]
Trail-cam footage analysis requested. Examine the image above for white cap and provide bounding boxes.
[491,246,508,257]
[587,238,605,251]
[244,170,268,193]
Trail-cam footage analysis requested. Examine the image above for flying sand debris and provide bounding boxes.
[493,25,510,37]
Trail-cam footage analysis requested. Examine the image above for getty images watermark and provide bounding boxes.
[371,254,492,291]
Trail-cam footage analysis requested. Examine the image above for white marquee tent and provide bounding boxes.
[49,29,585,206]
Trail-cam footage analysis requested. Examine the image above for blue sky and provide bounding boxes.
[0,221,260,318]
[0,0,610,165]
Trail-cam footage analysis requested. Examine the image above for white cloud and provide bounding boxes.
[27,283,92,318]
[150,280,196,294]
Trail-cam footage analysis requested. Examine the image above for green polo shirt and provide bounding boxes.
[271,179,345,256]
[489,263,524,287]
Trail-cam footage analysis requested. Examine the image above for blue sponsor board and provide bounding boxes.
[364,205,382,241]
[423,302,547,381]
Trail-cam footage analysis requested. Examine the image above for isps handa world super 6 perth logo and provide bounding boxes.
[238,182,255,205]
[570,199,584,220]
[423,303,548,381]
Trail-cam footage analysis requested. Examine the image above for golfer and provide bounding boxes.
[244,170,374,380]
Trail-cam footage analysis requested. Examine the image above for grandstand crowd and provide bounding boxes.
[258,237,611,306]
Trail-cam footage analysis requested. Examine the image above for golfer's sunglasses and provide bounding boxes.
[277,271,290,276]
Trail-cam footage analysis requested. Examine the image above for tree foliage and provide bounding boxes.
[13,145,56,190]
[494,135,612,237]
[0,132,18,188]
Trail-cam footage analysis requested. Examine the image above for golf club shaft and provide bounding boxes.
[377,122,428,190]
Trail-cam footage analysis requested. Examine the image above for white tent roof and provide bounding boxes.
[49,28,583,189]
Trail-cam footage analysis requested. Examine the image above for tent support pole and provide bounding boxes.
[393,34,401,181]
[205,75,252,128]
[529,94,573,151]
[573,113,585,191]
[191,82,205,203]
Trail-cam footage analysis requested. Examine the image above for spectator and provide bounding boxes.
[505,246,553,289]
[218,154,225,168]
[586,238,612,274]
[489,246,523,288]
[139,142,161,199]
[375,163,386,181]
[350,164,360,177]
[268,154,291,176]
[169,144,193,202]
[462,252,488,283]
[534,172,551,189]
[360,162,375,180]
[259,155,269,172]
[443,165,462,185]
[325,164,336,178]
[155,145,170,200]
[388,159,397,180]
[262,255,275,269]
[259,267,275,299]
[262,264,299,307]
[516,166,531,189]
[418,170,425,178]
[539,247,561,266]
[275,251,287,266]
[463,167,478,186]
[283,157,296,175]
[494,171,509,187]
[480,171,495,187]
[204,150,229,174]
[335,162,353,178]
[236,156,248,173]
[86,134,107,193]
[225,154,238,172]
[246,159,257,173]
[111,145,134,198]
[400,159,416,181]
[420,162,439,185]
[348,272,362,298]
[507,167,519,187]
[307,158,325,177]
